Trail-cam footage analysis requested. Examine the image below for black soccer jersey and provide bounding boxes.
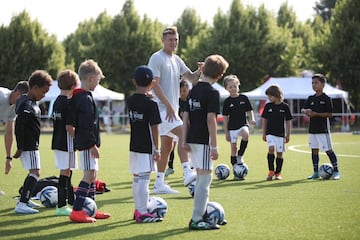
[261,102,293,137]
[68,89,100,151]
[178,98,187,119]
[185,82,220,144]
[303,93,333,134]
[51,95,74,152]
[14,95,41,151]
[127,93,161,154]
[222,94,253,130]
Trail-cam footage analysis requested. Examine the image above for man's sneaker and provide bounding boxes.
[95,210,111,219]
[27,199,41,208]
[183,170,197,186]
[165,168,175,177]
[56,206,72,216]
[70,210,96,223]
[134,209,162,223]
[15,202,39,214]
[275,173,282,180]
[188,219,220,230]
[332,171,341,180]
[153,183,179,194]
[307,172,319,179]
[266,171,275,181]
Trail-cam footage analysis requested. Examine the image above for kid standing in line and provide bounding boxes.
[51,70,79,216]
[222,75,256,179]
[301,73,340,180]
[127,65,163,223]
[261,84,293,181]
[69,59,110,223]
[182,54,229,230]
[13,70,53,214]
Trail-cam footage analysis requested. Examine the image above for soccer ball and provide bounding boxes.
[82,197,97,217]
[147,196,167,218]
[215,164,230,180]
[319,163,334,179]
[40,186,58,208]
[204,201,226,225]
[233,163,248,179]
[188,180,196,198]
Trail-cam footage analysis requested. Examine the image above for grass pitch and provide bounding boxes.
[0,132,359,240]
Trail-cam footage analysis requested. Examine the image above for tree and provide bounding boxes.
[314,0,337,21]
[0,11,65,87]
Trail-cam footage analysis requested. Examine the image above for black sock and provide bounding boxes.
[275,157,284,174]
[237,140,248,156]
[231,156,237,166]
[58,175,69,208]
[267,153,275,171]
[168,150,174,169]
[73,181,89,211]
[67,173,74,206]
[20,174,37,203]
[326,151,339,172]
[312,154,319,172]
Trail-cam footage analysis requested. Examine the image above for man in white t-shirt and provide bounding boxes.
[0,81,29,196]
[148,26,202,194]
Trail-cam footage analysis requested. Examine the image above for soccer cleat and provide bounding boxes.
[70,210,96,223]
[275,173,282,180]
[332,171,341,180]
[307,172,319,179]
[134,209,163,223]
[266,171,275,181]
[219,219,228,225]
[233,175,245,181]
[188,219,220,230]
[94,210,111,219]
[153,183,179,194]
[27,199,41,208]
[0,190,5,196]
[56,206,72,216]
[15,202,39,214]
[165,168,175,177]
[183,170,197,186]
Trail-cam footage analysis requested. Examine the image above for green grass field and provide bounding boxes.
[0,132,359,240]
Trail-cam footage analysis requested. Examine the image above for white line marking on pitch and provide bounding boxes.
[288,142,360,158]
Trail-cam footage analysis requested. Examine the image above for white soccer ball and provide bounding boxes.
[147,196,167,218]
[188,180,196,198]
[204,201,226,225]
[82,197,97,217]
[319,163,334,179]
[215,164,230,180]
[40,186,58,208]
[233,163,248,179]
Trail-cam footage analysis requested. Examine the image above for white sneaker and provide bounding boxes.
[153,183,179,194]
[0,190,4,196]
[332,171,341,180]
[27,199,41,208]
[15,202,39,214]
[183,170,197,186]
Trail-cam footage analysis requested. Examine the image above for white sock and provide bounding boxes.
[182,162,192,173]
[192,174,212,222]
[137,173,150,214]
[155,172,165,186]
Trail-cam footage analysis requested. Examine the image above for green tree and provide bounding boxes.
[314,0,337,21]
[0,11,65,87]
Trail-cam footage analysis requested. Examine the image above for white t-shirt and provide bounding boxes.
[0,87,16,123]
[148,49,190,111]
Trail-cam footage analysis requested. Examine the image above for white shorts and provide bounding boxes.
[309,133,333,152]
[79,149,98,171]
[20,150,40,170]
[129,151,157,174]
[188,144,214,171]
[266,135,286,153]
[229,126,249,143]
[54,150,78,170]
[159,109,183,136]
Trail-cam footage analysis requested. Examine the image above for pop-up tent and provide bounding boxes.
[42,80,124,102]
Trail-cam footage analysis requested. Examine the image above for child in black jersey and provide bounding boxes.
[183,55,229,230]
[127,65,163,223]
[301,73,340,180]
[69,59,110,223]
[261,84,293,181]
[51,70,79,216]
[13,70,53,214]
[222,75,256,180]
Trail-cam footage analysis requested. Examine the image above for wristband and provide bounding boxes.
[154,149,161,153]
[6,156,12,160]
[210,146,217,151]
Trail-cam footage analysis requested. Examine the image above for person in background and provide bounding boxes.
[13,70,52,214]
[1,81,29,196]
[261,84,293,181]
[301,73,341,180]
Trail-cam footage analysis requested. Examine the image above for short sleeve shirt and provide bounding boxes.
[261,102,293,137]
[0,87,16,122]
[222,94,253,130]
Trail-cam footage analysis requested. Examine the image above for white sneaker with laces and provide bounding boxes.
[153,183,179,194]
[183,170,196,186]
[332,171,341,180]
[15,202,39,214]
[27,199,41,208]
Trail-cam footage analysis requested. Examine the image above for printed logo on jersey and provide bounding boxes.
[129,110,144,122]
[189,98,201,111]
[229,103,234,107]
[52,111,62,120]
[320,101,326,105]
[268,108,273,112]
[239,101,245,105]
